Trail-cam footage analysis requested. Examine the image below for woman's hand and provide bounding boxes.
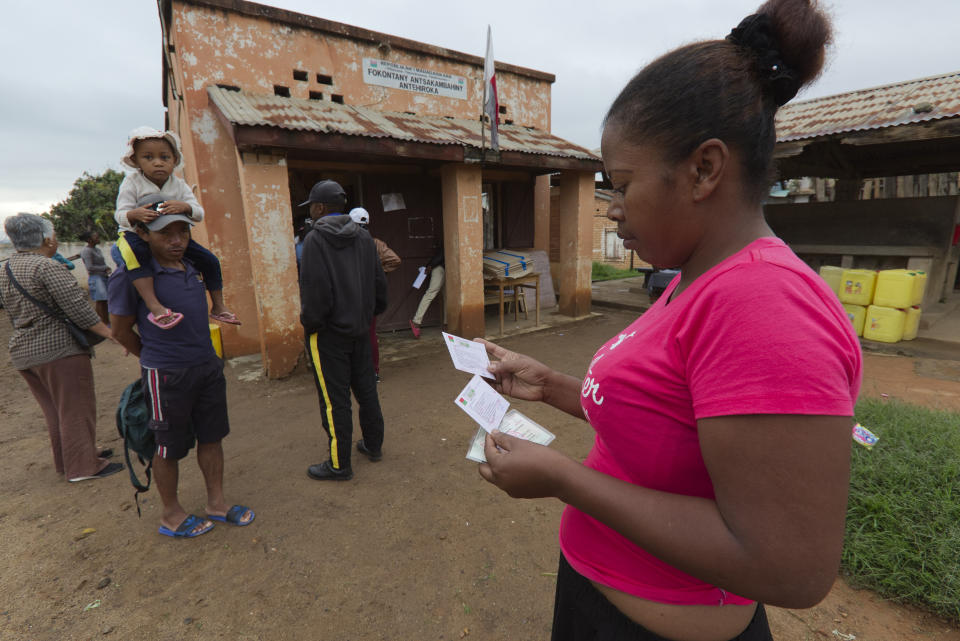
[157,200,192,216]
[478,431,572,499]
[89,322,120,345]
[475,338,553,402]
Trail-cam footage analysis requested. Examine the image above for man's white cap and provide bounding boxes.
[349,207,370,225]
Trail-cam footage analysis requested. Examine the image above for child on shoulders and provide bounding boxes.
[113,126,239,329]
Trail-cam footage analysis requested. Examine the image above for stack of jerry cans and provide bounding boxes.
[832,267,923,343]
[865,269,922,343]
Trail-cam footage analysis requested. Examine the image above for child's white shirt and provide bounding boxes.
[115,172,205,233]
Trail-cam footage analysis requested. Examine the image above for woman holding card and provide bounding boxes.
[476,2,861,640]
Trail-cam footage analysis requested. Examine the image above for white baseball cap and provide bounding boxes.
[349,207,370,225]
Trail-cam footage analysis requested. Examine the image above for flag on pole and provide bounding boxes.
[482,25,499,151]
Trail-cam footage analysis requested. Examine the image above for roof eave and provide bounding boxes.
[228,123,600,172]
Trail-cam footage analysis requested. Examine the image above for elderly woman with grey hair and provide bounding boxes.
[0,214,121,482]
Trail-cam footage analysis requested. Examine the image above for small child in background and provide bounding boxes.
[113,126,239,328]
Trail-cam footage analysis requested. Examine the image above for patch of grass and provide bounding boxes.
[591,262,639,282]
[843,397,960,620]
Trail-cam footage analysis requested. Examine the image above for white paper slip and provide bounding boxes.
[454,374,509,433]
[412,266,427,289]
[466,409,557,463]
[442,332,495,379]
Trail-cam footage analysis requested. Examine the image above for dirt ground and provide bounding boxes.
[1,308,959,641]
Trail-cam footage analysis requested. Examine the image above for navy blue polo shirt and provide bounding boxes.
[107,258,216,369]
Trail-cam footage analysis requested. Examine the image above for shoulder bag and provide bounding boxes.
[4,262,106,349]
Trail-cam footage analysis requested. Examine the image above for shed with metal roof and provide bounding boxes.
[768,71,960,308]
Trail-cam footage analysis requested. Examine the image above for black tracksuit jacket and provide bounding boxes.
[299,215,387,338]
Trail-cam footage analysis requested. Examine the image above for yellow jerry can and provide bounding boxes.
[818,265,844,297]
[873,269,915,309]
[838,269,876,306]
[901,306,921,341]
[209,323,224,358]
[842,303,866,337]
[863,305,905,343]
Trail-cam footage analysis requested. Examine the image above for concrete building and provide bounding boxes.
[157,0,601,377]
[769,71,960,308]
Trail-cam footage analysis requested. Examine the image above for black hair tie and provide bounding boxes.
[726,13,800,107]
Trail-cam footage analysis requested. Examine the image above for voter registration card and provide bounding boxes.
[454,374,509,432]
[466,409,556,463]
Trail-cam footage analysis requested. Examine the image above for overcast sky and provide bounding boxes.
[2,0,959,235]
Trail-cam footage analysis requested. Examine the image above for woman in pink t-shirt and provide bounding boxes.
[477,1,861,640]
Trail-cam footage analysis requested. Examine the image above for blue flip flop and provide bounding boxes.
[158,514,214,538]
[207,505,255,526]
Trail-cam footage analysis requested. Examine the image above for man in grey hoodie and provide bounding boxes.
[298,180,387,481]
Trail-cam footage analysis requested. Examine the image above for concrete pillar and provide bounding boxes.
[235,152,302,378]
[441,164,485,338]
[181,108,261,358]
[533,174,551,254]
[557,170,594,317]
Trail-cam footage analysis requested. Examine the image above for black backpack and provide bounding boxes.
[115,380,153,515]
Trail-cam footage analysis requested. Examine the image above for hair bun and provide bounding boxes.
[727,13,801,106]
[755,0,832,95]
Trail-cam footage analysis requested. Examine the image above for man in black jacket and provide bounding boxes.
[298,180,387,480]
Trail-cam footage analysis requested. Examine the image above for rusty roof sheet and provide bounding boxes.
[207,86,598,161]
[775,70,960,142]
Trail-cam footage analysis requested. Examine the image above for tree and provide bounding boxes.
[44,169,124,241]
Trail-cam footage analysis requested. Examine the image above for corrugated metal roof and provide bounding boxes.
[775,70,960,142]
[207,86,598,161]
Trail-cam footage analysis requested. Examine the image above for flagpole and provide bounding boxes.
[481,107,486,157]
[480,28,488,157]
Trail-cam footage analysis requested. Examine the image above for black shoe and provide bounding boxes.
[306,461,353,481]
[356,440,383,462]
[375,374,382,383]
[69,461,124,483]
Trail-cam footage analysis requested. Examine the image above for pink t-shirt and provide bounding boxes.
[560,237,862,606]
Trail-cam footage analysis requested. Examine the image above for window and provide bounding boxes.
[331,94,344,104]
[274,85,291,97]
[317,73,333,85]
[309,91,323,100]
[293,69,308,81]
[604,229,623,260]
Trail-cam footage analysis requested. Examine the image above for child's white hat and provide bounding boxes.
[121,126,183,170]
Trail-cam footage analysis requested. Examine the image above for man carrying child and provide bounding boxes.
[108,199,254,538]
[114,126,239,329]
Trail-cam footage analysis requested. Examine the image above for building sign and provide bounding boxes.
[363,58,467,100]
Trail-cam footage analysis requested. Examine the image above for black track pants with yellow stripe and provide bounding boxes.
[307,330,385,471]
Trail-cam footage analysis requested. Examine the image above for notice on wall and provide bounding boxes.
[381,192,406,212]
[363,58,467,100]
